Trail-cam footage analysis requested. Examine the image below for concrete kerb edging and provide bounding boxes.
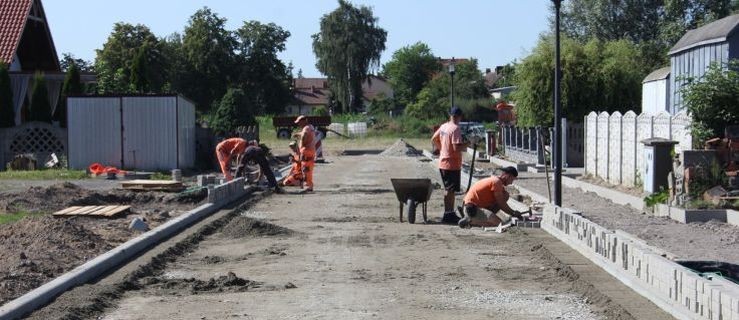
[0,180,257,320]
[427,149,739,320]
[542,204,739,320]
[560,175,646,211]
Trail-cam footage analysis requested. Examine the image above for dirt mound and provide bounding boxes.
[0,216,114,304]
[380,139,422,157]
[143,272,258,294]
[220,216,293,239]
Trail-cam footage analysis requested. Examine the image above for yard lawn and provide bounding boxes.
[0,169,88,180]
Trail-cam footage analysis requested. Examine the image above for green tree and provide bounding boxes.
[130,43,150,93]
[312,0,387,113]
[404,59,488,120]
[56,63,83,127]
[160,33,187,93]
[0,64,14,127]
[209,88,256,135]
[235,21,293,115]
[28,73,52,123]
[494,63,517,88]
[681,60,739,144]
[382,42,440,107]
[59,53,93,72]
[513,36,646,127]
[94,23,165,93]
[181,7,237,112]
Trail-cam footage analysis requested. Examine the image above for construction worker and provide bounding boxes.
[216,137,248,181]
[237,141,284,193]
[431,106,469,224]
[280,141,304,187]
[458,166,525,228]
[295,115,316,192]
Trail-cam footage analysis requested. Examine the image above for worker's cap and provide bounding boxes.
[500,166,518,177]
[449,106,463,116]
[294,115,307,124]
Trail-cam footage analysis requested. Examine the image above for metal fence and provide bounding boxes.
[500,120,584,168]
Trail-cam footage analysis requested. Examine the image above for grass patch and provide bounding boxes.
[0,211,46,225]
[0,169,88,180]
[150,172,172,180]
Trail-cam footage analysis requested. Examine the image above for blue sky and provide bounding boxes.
[44,0,553,77]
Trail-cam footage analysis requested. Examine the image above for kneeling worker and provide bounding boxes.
[458,166,525,228]
[281,141,304,187]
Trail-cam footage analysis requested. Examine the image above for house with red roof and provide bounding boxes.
[287,76,394,115]
[0,0,93,125]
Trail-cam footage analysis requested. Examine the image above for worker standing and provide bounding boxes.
[431,106,469,224]
[295,116,316,192]
[458,167,524,228]
[215,137,248,181]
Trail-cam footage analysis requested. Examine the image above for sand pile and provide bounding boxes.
[220,216,293,239]
[380,139,422,157]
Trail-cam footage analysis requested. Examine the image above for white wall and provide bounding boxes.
[641,79,670,115]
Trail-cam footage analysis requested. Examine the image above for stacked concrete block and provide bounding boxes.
[542,204,739,320]
[207,177,246,205]
[197,174,218,187]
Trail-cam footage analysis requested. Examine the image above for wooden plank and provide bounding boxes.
[78,206,106,215]
[121,180,181,186]
[53,206,84,216]
[98,205,131,217]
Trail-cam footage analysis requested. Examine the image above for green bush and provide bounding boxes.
[644,187,669,208]
[29,72,52,123]
[0,63,14,127]
[681,60,739,145]
[311,106,329,116]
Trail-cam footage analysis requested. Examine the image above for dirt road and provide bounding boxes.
[80,154,653,319]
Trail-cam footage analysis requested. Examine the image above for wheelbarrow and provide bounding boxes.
[390,178,433,224]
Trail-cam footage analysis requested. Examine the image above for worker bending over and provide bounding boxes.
[458,166,525,228]
[216,137,247,181]
[431,106,469,224]
[237,141,284,193]
[295,116,316,192]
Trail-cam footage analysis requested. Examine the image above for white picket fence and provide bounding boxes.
[585,111,692,187]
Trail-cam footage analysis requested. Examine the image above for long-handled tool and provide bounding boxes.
[466,141,479,192]
[539,130,552,203]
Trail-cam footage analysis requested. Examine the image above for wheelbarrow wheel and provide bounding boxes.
[406,198,417,224]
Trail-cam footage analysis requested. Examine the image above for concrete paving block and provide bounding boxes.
[727,210,739,227]
[128,217,149,232]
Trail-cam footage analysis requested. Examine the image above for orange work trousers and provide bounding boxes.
[283,161,303,186]
[300,148,315,189]
[216,149,233,181]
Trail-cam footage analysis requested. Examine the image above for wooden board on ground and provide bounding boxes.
[120,179,184,191]
[53,205,131,217]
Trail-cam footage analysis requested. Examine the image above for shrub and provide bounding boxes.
[28,72,52,123]
[681,60,739,145]
[0,63,14,127]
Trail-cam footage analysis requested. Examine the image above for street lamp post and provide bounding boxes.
[552,0,563,207]
[449,57,456,108]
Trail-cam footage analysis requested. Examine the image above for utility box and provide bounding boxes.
[642,138,678,193]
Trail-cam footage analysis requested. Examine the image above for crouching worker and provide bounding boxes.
[281,141,304,187]
[237,140,284,194]
[216,137,248,181]
[458,166,525,228]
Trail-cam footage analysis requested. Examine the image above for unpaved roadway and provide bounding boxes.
[72,154,664,319]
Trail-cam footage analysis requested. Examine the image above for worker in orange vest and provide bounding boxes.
[295,116,316,192]
[280,141,304,187]
[216,137,247,181]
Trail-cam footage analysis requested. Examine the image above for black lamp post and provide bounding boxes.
[449,57,456,108]
[552,0,563,207]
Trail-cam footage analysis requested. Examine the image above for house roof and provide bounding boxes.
[643,67,671,83]
[0,0,33,64]
[293,78,328,89]
[292,87,330,106]
[669,14,739,55]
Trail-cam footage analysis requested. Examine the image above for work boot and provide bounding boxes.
[440,212,460,224]
[458,215,471,229]
[273,186,285,194]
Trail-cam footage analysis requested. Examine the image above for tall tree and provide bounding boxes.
[130,43,150,93]
[209,88,256,135]
[28,73,52,123]
[56,63,83,127]
[513,36,646,127]
[59,53,93,73]
[235,21,293,115]
[404,59,488,120]
[0,64,14,127]
[382,42,440,108]
[312,0,387,113]
[181,7,237,112]
[94,23,165,93]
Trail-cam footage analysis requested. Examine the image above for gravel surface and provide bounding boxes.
[514,175,739,264]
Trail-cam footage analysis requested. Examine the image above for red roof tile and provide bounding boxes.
[0,0,32,64]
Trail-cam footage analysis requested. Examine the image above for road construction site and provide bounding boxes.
[5,141,676,320]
